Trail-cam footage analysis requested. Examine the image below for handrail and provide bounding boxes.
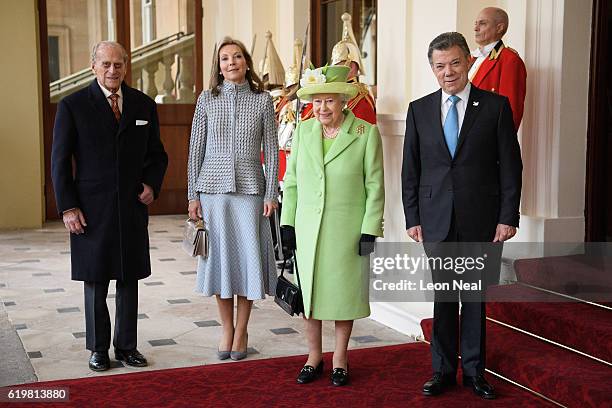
[49,32,193,99]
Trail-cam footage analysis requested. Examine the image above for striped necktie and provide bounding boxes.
[109,93,121,122]
[443,95,460,158]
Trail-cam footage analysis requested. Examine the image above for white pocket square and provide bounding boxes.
[136,120,148,126]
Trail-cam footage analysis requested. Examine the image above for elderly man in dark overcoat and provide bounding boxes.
[51,41,168,371]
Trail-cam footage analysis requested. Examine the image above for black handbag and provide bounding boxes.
[274,251,304,316]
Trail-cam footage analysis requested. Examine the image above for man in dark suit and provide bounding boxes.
[51,41,168,371]
[402,32,522,399]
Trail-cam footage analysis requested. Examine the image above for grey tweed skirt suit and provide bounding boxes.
[187,80,279,300]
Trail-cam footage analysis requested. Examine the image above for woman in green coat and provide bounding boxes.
[280,65,384,386]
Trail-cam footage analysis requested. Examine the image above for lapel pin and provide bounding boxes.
[473,101,479,106]
[356,124,366,135]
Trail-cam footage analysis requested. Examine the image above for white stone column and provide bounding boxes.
[372,0,459,336]
[376,0,459,244]
[275,0,309,69]
[516,0,590,242]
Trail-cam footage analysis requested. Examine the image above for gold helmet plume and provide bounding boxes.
[331,13,365,76]
[259,31,285,88]
[284,38,303,87]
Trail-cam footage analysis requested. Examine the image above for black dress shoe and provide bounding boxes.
[463,374,496,399]
[422,373,457,396]
[89,351,110,371]
[296,361,324,384]
[114,349,148,367]
[330,366,349,386]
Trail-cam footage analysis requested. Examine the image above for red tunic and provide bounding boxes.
[470,41,527,131]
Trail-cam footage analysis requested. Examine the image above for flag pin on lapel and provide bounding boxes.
[473,101,479,106]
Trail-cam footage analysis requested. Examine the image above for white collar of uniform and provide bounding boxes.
[471,40,500,58]
[98,80,123,99]
[441,82,472,105]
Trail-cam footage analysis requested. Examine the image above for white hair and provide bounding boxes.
[91,41,128,64]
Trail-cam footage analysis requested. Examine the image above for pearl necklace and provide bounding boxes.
[323,126,340,139]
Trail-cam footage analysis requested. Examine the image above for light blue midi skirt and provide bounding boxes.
[195,193,277,300]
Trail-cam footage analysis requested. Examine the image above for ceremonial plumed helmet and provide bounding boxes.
[284,38,303,87]
[330,13,365,75]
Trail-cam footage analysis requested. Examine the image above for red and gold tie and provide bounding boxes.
[109,93,121,122]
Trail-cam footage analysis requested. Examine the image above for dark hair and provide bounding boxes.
[427,32,470,64]
[209,36,264,96]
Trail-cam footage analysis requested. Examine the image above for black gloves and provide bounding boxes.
[359,234,377,256]
[281,225,296,251]
[282,227,375,255]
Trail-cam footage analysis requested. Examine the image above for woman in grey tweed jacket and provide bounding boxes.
[187,37,279,361]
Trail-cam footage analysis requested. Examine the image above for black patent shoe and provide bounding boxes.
[114,349,148,367]
[297,361,324,384]
[330,366,349,386]
[88,351,110,371]
[422,372,457,396]
[463,374,497,399]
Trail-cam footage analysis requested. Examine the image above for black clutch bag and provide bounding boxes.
[274,251,304,316]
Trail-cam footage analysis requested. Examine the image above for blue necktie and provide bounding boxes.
[444,95,460,158]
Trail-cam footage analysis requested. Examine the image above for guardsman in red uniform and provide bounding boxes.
[301,13,376,124]
[469,7,526,131]
[275,39,304,181]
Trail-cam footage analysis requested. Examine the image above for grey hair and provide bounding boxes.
[427,32,470,64]
[91,41,128,64]
[309,93,350,104]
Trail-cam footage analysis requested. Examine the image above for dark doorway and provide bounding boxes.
[310,0,376,69]
[585,0,612,242]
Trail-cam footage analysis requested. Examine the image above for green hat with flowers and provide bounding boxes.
[296,65,358,101]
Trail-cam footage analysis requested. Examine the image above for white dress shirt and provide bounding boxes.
[97,80,123,113]
[441,82,471,131]
[468,40,499,80]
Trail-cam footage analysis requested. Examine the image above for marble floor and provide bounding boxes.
[0,215,414,385]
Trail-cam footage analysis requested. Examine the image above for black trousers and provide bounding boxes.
[427,217,499,377]
[84,280,138,352]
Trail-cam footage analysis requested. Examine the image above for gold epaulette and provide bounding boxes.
[489,43,505,60]
[279,102,296,123]
[354,81,370,97]
[505,46,520,56]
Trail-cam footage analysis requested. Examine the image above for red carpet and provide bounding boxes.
[514,255,612,303]
[422,315,612,407]
[7,343,549,408]
[487,283,612,363]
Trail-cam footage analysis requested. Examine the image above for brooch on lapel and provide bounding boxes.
[472,101,480,106]
[356,124,366,135]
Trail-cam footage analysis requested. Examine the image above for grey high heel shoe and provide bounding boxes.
[217,350,231,360]
[230,334,248,361]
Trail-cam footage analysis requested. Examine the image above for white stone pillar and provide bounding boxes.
[275,0,309,69]
[372,0,459,336]
[516,0,590,242]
